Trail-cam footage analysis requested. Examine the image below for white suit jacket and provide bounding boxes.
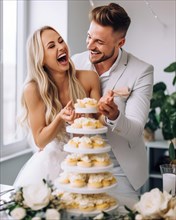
[72,49,154,190]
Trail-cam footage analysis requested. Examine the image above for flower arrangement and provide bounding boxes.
[1,183,176,220]
[0,180,62,220]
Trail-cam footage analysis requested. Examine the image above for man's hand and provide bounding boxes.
[98,90,119,120]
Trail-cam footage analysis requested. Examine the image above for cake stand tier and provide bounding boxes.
[61,162,113,173]
[54,181,117,194]
[66,126,108,134]
[75,107,97,113]
[65,203,119,217]
[63,144,111,154]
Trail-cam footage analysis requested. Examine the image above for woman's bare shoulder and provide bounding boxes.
[76,69,99,80]
[23,81,40,101]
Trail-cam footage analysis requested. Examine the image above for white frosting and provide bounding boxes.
[69,173,87,181]
[80,155,91,162]
[88,174,105,183]
[75,98,97,108]
[79,136,92,144]
[91,153,109,162]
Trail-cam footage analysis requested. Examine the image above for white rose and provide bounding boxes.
[134,188,171,218]
[23,180,51,210]
[93,213,104,219]
[135,214,143,220]
[31,217,41,220]
[10,207,26,220]
[45,209,61,220]
[164,206,176,219]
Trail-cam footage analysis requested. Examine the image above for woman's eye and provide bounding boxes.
[49,44,55,49]
[59,39,64,43]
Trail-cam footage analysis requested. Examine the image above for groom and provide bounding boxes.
[72,2,154,200]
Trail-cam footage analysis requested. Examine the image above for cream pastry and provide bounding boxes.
[87,173,104,188]
[91,153,111,167]
[67,137,80,148]
[90,135,106,148]
[65,153,81,166]
[58,172,70,184]
[77,196,95,212]
[78,136,93,149]
[69,173,87,188]
[74,98,98,109]
[77,155,92,167]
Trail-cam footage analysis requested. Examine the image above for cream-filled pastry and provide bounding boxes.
[77,155,92,167]
[102,172,117,187]
[87,173,104,188]
[67,137,80,148]
[95,198,110,210]
[60,192,78,209]
[74,98,98,109]
[90,135,106,148]
[65,153,81,166]
[78,136,93,149]
[91,153,111,167]
[77,196,95,212]
[58,172,70,184]
[69,173,87,188]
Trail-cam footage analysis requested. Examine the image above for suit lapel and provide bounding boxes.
[104,49,128,94]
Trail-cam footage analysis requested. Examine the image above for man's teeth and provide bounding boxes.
[91,51,98,54]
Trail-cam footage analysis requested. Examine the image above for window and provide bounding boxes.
[0,0,28,157]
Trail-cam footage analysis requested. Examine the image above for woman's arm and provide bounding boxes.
[24,82,75,149]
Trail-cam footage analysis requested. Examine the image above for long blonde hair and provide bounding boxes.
[21,26,86,140]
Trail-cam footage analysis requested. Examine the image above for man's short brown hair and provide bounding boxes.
[89,3,131,36]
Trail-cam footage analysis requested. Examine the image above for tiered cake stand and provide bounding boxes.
[55,108,118,216]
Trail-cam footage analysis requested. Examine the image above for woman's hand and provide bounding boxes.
[59,100,76,124]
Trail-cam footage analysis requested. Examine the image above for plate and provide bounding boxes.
[64,144,111,154]
[75,107,97,113]
[54,182,117,194]
[66,203,119,217]
[61,162,113,173]
[66,126,108,134]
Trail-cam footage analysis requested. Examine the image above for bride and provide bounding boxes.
[14,26,100,187]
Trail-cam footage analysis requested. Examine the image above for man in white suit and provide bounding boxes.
[72,3,153,201]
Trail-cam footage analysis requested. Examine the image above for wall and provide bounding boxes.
[27,0,68,42]
[68,0,176,93]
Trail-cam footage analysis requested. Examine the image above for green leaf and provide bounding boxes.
[169,141,175,161]
[173,76,176,86]
[164,62,176,72]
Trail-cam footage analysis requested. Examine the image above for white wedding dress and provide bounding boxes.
[14,138,68,187]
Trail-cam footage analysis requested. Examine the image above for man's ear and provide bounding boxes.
[118,38,125,48]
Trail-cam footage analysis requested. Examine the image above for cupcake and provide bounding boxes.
[102,172,117,187]
[58,172,70,184]
[82,118,97,129]
[71,117,85,128]
[67,137,80,148]
[69,173,87,188]
[91,153,111,167]
[87,173,104,188]
[78,136,93,149]
[77,196,95,212]
[77,155,92,167]
[90,135,106,148]
[65,153,81,166]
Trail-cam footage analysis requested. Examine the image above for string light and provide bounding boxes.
[88,0,167,28]
[89,0,94,8]
[144,1,167,28]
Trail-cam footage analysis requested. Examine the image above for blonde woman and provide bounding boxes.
[14,26,101,187]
